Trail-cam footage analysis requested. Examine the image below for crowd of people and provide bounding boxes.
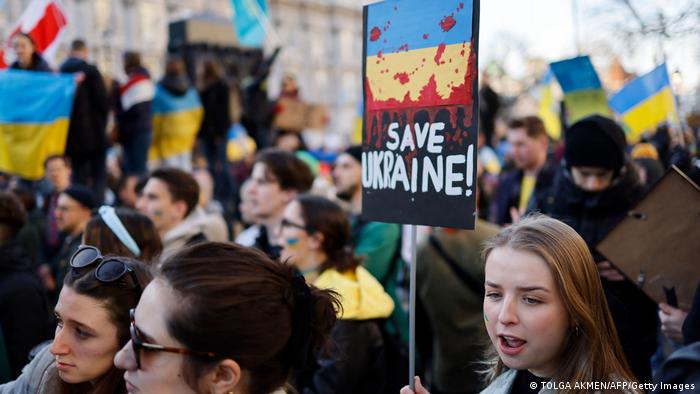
[0,33,699,394]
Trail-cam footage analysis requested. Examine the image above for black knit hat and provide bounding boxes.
[343,145,363,164]
[62,184,97,210]
[565,115,627,172]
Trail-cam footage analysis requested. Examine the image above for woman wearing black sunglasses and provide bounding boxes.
[113,241,338,394]
[0,246,151,394]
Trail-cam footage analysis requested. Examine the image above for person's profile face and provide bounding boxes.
[483,247,572,378]
[277,200,315,267]
[50,286,121,384]
[332,153,362,201]
[570,166,614,193]
[114,280,197,393]
[136,178,180,233]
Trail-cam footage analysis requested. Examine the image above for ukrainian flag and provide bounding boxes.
[550,56,611,124]
[609,63,678,143]
[148,86,204,162]
[231,0,268,47]
[0,70,75,180]
[537,70,562,141]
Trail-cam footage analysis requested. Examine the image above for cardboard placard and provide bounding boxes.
[597,166,700,309]
[361,0,480,229]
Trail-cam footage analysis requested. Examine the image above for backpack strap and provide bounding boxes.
[428,234,483,297]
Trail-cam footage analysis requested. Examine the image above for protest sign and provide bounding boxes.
[362,0,480,229]
[597,167,700,309]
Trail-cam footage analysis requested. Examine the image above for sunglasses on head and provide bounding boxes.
[129,309,218,369]
[69,245,140,290]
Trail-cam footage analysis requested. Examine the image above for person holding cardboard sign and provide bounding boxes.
[402,216,638,394]
[529,115,657,383]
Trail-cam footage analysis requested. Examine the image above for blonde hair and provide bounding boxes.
[481,214,636,393]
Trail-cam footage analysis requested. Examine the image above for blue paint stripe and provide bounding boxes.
[0,70,75,123]
[152,86,202,114]
[366,0,472,55]
[609,63,670,114]
[550,56,602,92]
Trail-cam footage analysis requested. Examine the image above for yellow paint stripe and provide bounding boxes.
[366,43,470,102]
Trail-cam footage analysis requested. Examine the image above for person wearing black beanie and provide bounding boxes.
[530,115,657,383]
[564,115,627,192]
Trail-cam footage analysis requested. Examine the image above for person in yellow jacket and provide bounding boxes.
[278,194,394,394]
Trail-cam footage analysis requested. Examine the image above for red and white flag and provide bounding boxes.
[0,0,68,69]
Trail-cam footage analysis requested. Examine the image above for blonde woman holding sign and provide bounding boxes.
[402,215,639,394]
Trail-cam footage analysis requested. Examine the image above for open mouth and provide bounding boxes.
[498,335,526,356]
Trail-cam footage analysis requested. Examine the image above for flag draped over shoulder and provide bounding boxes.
[550,56,611,124]
[0,70,75,179]
[231,0,268,47]
[609,63,678,143]
[148,86,203,162]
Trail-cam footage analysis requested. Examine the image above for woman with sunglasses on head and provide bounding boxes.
[113,241,338,394]
[83,206,163,265]
[402,215,639,394]
[277,194,395,393]
[0,246,151,394]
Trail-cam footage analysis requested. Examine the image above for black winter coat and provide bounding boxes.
[59,57,110,156]
[198,81,230,141]
[531,162,658,383]
[296,319,387,394]
[0,240,52,378]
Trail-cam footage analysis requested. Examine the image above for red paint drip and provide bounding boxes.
[459,2,464,10]
[434,43,446,65]
[398,44,409,52]
[440,15,457,32]
[423,33,429,39]
[460,49,466,56]
[370,27,381,42]
[393,72,410,85]
[377,50,383,58]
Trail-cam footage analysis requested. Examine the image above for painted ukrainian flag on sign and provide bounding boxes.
[365,0,474,111]
[149,86,204,162]
[0,70,75,180]
[609,63,678,143]
[550,56,611,124]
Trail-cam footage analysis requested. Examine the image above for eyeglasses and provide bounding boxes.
[129,309,217,369]
[280,218,313,233]
[69,245,140,290]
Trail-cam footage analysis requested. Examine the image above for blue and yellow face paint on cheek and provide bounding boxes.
[484,313,489,322]
[285,238,300,247]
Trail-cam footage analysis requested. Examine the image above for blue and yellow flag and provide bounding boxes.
[536,70,562,141]
[0,70,75,180]
[550,56,611,124]
[231,0,268,47]
[609,63,678,143]
[148,86,203,162]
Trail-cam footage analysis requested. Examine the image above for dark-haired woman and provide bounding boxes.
[278,194,394,393]
[0,246,152,393]
[83,206,163,264]
[113,241,338,394]
[10,33,51,72]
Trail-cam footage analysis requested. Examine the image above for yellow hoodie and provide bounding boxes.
[315,265,395,320]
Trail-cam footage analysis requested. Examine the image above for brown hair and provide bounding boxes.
[62,257,152,394]
[43,154,71,169]
[84,208,163,264]
[158,242,339,394]
[148,168,200,217]
[481,215,636,393]
[508,115,548,140]
[201,58,224,88]
[254,149,314,192]
[295,194,360,273]
[164,56,186,78]
[0,191,27,241]
[123,51,142,73]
